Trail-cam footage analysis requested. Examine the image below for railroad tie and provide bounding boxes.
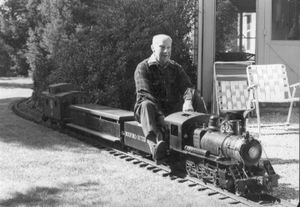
[152,169,162,173]
[139,163,148,167]
[125,158,134,161]
[198,187,208,191]
[218,196,229,200]
[146,166,156,170]
[109,151,116,154]
[177,179,188,183]
[228,201,240,205]
[162,172,170,177]
[208,192,219,196]
[119,155,128,159]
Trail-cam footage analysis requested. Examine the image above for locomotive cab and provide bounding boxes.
[164,112,210,151]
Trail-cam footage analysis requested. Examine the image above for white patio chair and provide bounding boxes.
[213,61,255,134]
[246,64,300,135]
[214,61,253,116]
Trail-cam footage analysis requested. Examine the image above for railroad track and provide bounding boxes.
[68,128,296,207]
[100,146,295,207]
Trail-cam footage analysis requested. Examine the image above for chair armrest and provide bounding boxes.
[247,84,257,102]
[243,107,255,118]
[290,82,300,88]
[289,82,300,98]
[247,84,257,90]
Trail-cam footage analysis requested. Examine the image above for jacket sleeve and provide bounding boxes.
[177,66,194,101]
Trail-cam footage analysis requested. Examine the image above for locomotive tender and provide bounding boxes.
[42,83,279,196]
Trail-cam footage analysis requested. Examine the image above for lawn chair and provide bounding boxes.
[246,64,300,135]
[214,61,253,115]
[213,61,254,133]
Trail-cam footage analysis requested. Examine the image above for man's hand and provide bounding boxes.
[182,100,194,112]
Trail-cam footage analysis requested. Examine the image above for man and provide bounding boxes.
[134,34,206,162]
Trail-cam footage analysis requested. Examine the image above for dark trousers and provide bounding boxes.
[134,100,165,141]
[134,89,207,140]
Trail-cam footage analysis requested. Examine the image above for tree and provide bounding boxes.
[0,38,11,75]
[26,0,80,98]
[25,0,197,110]
[0,0,31,76]
[50,0,197,109]
[216,0,238,52]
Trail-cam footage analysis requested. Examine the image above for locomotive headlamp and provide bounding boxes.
[240,139,262,166]
[248,145,261,160]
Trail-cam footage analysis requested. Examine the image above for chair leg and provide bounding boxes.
[286,101,294,126]
[245,118,249,132]
[255,101,261,137]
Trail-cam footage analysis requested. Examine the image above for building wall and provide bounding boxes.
[197,0,216,110]
[256,0,300,96]
[198,0,300,109]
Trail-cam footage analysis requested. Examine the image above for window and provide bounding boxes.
[171,125,178,136]
[272,0,300,40]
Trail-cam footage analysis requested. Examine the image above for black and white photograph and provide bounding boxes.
[0,0,299,206]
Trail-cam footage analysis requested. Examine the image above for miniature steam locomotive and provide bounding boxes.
[41,83,279,196]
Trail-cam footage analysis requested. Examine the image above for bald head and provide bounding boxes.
[152,34,172,45]
[151,34,172,65]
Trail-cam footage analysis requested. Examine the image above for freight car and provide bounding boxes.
[41,83,87,125]
[41,83,279,196]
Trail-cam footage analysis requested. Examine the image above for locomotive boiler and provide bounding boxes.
[194,127,262,166]
[165,112,262,165]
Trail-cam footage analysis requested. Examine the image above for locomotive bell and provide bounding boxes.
[221,112,246,135]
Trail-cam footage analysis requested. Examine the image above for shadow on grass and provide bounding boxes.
[262,158,299,165]
[274,183,299,201]
[248,107,300,125]
[0,187,61,206]
[0,182,107,207]
[0,98,106,152]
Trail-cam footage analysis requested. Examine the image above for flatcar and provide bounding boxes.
[41,83,279,196]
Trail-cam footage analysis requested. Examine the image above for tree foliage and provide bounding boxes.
[1,0,197,110]
[216,0,238,52]
[0,0,31,76]
[26,0,197,109]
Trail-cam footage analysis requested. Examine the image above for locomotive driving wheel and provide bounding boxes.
[185,160,196,177]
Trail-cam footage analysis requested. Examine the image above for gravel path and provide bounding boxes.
[0,77,298,206]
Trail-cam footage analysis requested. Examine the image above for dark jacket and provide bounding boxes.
[134,56,194,115]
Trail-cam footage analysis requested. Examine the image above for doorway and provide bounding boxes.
[215,0,256,62]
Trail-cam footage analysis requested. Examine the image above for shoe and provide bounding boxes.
[153,140,168,164]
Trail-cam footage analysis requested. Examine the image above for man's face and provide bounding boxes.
[151,37,172,65]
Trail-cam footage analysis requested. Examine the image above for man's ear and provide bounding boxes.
[151,44,154,52]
